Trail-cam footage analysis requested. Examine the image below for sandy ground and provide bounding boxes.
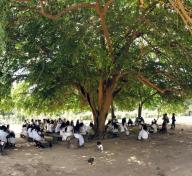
[1,124,192,176]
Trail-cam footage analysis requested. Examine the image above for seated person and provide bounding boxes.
[138,124,149,140]
[120,118,129,135]
[74,127,85,147]
[27,125,34,139]
[87,122,95,139]
[135,116,145,126]
[128,118,133,126]
[55,120,62,133]
[60,121,74,141]
[7,131,16,147]
[79,123,87,136]
[21,124,28,137]
[150,120,158,134]
[112,123,119,137]
[47,120,54,133]
[151,123,158,134]
[32,127,52,148]
[106,120,113,133]
[0,125,9,154]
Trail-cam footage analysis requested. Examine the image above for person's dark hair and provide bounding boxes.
[79,122,84,127]
[1,125,7,132]
[143,124,148,131]
[74,126,79,133]
[66,121,70,126]
[97,141,101,145]
[90,122,94,128]
[9,131,15,138]
[71,120,74,126]
[60,122,66,129]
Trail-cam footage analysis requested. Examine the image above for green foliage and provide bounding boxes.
[0,0,192,115]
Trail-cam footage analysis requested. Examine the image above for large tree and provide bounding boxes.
[1,0,192,134]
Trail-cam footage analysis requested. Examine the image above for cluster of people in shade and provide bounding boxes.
[21,118,96,148]
[0,113,176,154]
[105,113,176,140]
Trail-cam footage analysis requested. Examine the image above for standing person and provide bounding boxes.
[171,113,176,129]
[161,113,169,133]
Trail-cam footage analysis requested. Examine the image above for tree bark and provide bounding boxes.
[138,102,143,118]
[111,100,115,119]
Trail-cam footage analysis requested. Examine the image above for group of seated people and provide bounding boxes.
[20,113,175,148]
[0,124,16,154]
[21,118,96,148]
[106,118,130,137]
[105,116,161,141]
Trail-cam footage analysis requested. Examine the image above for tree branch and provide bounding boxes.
[137,75,166,94]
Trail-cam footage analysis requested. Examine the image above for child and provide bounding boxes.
[97,141,103,152]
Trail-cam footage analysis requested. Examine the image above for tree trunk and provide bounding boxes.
[78,75,120,138]
[111,100,115,119]
[138,103,143,118]
[92,83,113,136]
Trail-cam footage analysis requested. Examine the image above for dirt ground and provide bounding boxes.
[1,125,192,176]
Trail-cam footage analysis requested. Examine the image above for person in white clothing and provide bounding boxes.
[74,133,84,147]
[21,125,28,137]
[55,121,62,133]
[138,124,149,140]
[32,128,43,142]
[0,126,9,154]
[27,126,33,139]
[0,126,9,143]
[60,121,74,141]
[7,131,16,147]
[121,118,129,136]
[79,123,87,135]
